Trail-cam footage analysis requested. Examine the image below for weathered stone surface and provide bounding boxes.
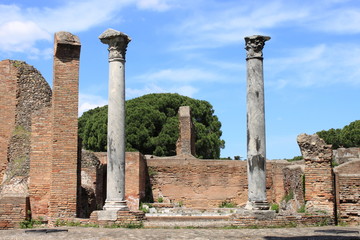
[100,28,131,213]
[297,133,334,214]
[245,35,270,210]
[333,147,360,165]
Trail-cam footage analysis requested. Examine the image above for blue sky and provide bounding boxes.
[1,0,359,160]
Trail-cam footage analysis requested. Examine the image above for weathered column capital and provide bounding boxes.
[99,29,131,62]
[244,35,270,60]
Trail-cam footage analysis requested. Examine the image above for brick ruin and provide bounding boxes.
[0,31,359,228]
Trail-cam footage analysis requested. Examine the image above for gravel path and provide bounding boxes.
[0,226,359,240]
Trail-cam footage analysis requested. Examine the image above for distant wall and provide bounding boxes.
[147,158,290,208]
[333,147,360,165]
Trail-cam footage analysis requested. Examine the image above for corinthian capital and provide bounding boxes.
[244,35,270,59]
[99,29,131,62]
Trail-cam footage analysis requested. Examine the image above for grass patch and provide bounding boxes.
[19,218,43,229]
[219,200,236,208]
[297,204,306,213]
[104,222,143,229]
[282,192,294,203]
[270,203,279,213]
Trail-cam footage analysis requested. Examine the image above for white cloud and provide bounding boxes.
[79,93,107,116]
[134,68,223,83]
[136,0,174,11]
[267,44,360,88]
[126,83,198,99]
[171,1,308,50]
[0,0,175,57]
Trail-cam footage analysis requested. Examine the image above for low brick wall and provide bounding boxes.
[232,213,334,227]
[89,210,145,226]
[0,196,29,229]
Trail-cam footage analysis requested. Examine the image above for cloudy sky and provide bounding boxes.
[1,0,359,160]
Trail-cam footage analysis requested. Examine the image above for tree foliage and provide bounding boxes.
[316,120,360,149]
[78,93,225,159]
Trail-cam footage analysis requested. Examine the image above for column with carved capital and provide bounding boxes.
[244,35,270,210]
[99,29,131,211]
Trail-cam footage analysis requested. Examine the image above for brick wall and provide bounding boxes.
[0,196,29,229]
[49,32,81,220]
[334,160,360,225]
[29,107,52,219]
[146,158,289,208]
[0,60,17,181]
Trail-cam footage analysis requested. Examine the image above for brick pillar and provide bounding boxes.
[49,32,81,219]
[0,60,17,181]
[125,152,146,211]
[297,133,334,215]
[176,106,196,157]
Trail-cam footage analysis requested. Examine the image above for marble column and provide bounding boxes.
[99,29,131,211]
[245,35,270,210]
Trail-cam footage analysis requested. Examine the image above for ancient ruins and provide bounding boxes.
[0,30,359,229]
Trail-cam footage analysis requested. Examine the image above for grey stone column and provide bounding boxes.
[99,29,131,211]
[245,35,270,210]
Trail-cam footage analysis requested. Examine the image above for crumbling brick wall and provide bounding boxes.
[334,160,360,225]
[297,133,334,215]
[0,60,51,184]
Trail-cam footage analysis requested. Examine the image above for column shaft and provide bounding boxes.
[99,29,131,211]
[245,35,270,210]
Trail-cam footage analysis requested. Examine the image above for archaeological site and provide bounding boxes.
[0,30,359,229]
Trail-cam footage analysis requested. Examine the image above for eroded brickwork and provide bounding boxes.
[334,160,360,225]
[297,134,334,214]
[0,60,17,181]
[49,32,81,220]
[0,60,51,183]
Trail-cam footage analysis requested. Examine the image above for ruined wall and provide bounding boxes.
[79,150,106,218]
[146,158,289,208]
[0,60,51,183]
[334,160,360,225]
[297,134,334,215]
[333,147,360,165]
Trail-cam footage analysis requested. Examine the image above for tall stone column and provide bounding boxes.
[99,29,131,211]
[245,35,270,210]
